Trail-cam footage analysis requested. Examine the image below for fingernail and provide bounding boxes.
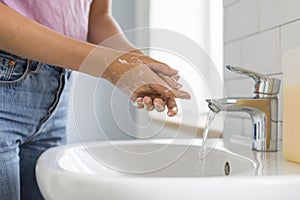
[134,97,144,108]
[143,97,152,104]
[179,92,191,99]
[172,69,179,74]
[167,107,178,117]
[147,105,155,111]
[171,74,180,81]
[174,83,182,89]
[155,104,165,112]
[136,102,144,109]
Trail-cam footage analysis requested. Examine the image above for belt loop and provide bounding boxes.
[26,59,32,74]
[28,60,43,75]
[31,62,42,75]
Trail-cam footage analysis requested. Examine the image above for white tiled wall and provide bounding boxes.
[260,0,300,31]
[223,0,240,8]
[224,0,259,42]
[223,0,300,141]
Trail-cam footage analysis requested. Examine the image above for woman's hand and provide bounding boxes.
[102,51,190,117]
[129,50,183,90]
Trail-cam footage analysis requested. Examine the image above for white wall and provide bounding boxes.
[67,0,143,143]
[223,0,300,146]
[135,0,224,139]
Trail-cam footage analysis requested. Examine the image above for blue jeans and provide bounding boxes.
[0,50,71,200]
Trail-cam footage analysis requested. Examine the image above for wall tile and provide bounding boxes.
[272,74,283,121]
[224,41,243,79]
[242,28,281,74]
[225,78,253,97]
[223,0,240,8]
[260,0,300,31]
[281,19,300,54]
[224,0,259,42]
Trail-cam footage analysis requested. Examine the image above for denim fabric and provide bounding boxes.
[0,50,71,200]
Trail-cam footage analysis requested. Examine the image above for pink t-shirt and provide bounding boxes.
[0,0,93,41]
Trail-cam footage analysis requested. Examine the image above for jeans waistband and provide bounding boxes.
[0,49,64,73]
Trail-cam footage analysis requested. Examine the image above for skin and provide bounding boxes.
[0,0,190,117]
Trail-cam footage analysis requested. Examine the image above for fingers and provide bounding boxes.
[146,62,178,76]
[157,73,182,89]
[134,96,166,112]
[130,50,178,76]
[149,83,191,100]
[140,56,182,88]
[172,89,191,99]
[166,98,178,117]
[135,97,144,109]
[171,74,180,81]
[153,98,166,112]
[134,95,178,117]
[132,80,190,117]
[143,96,155,111]
[148,84,190,117]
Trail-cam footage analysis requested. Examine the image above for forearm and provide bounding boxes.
[0,3,119,76]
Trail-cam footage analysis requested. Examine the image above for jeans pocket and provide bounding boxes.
[0,51,29,86]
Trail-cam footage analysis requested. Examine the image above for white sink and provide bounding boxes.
[36,139,300,200]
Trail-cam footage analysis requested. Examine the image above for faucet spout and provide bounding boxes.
[206,97,278,152]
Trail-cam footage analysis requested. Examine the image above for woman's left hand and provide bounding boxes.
[102,50,190,117]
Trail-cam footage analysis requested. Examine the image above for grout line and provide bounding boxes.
[225,26,276,44]
[257,0,261,35]
[225,18,300,45]
[278,17,300,29]
[224,0,241,9]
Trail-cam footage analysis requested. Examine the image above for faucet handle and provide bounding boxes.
[226,65,281,95]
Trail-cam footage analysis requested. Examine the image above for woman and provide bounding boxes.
[0,0,190,199]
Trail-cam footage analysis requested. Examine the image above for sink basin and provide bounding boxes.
[36,139,300,200]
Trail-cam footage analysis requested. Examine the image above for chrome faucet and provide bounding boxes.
[206,65,281,152]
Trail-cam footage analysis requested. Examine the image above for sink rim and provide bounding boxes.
[36,139,300,200]
[36,138,300,179]
[37,138,258,176]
